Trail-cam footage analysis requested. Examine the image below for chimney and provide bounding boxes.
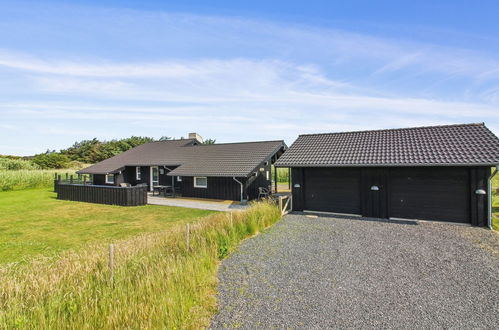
[188,132,203,143]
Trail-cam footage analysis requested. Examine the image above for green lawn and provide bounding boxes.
[0,188,216,263]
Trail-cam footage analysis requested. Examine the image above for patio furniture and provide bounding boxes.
[258,187,270,199]
[164,185,176,198]
[152,185,167,196]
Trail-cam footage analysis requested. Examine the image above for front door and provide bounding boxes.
[150,166,159,191]
[361,168,388,218]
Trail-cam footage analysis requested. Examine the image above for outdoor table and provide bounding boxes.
[152,185,170,196]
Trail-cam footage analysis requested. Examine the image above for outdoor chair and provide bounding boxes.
[258,187,270,199]
[164,186,175,198]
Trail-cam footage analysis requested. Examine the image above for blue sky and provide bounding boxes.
[1,0,498,155]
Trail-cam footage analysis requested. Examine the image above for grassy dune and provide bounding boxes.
[0,201,281,329]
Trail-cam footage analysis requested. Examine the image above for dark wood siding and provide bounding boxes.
[181,176,242,200]
[93,174,106,185]
[469,167,489,226]
[303,168,361,214]
[56,183,147,206]
[360,168,389,218]
[245,161,272,200]
[291,166,491,226]
[92,174,117,186]
[291,168,304,211]
[389,167,470,223]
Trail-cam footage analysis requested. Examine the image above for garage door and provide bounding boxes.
[390,168,470,223]
[304,168,361,214]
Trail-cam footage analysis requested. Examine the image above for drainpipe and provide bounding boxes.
[233,177,244,203]
[488,166,498,229]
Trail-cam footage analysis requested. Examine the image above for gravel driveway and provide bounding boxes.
[211,213,499,329]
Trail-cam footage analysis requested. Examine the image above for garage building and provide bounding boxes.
[276,123,499,226]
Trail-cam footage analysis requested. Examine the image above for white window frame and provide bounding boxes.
[177,176,182,182]
[194,176,208,188]
[136,166,141,180]
[266,170,270,180]
[105,174,115,184]
[150,166,159,191]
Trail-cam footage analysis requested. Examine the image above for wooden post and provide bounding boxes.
[70,175,73,184]
[288,168,291,190]
[84,176,87,185]
[185,224,190,251]
[274,166,278,193]
[109,244,115,283]
[65,173,68,180]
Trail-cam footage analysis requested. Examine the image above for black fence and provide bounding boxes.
[55,182,148,206]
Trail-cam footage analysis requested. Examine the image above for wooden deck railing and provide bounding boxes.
[55,182,148,206]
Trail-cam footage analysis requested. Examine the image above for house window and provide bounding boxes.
[136,167,141,180]
[105,174,115,184]
[194,177,207,188]
[177,176,182,182]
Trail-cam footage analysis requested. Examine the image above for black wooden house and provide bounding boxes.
[78,133,286,202]
[276,123,499,226]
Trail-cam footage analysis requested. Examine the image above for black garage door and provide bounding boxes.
[304,168,361,214]
[389,168,470,223]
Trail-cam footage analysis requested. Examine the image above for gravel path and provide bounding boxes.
[211,213,499,329]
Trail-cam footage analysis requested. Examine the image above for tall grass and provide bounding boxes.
[0,201,281,329]
[272,166,290,183]
[0,157,40,170]
[0,170,78,191]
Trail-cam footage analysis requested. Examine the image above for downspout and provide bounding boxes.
[488,166,498,229]
[233,177,244,203]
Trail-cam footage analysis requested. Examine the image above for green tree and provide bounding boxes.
[203,138,216,144]
[32,153,70,169]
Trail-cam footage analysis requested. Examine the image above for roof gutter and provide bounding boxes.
[232,177,244,203]
[488,166,498,230]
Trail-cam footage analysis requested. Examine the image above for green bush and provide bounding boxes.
[32,153,70,169]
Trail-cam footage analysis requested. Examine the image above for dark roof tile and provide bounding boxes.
[276,123,499,167]
[79,139,285,177]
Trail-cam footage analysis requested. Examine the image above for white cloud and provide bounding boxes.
[0,8,499,154]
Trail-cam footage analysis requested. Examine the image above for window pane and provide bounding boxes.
[195,177,207,187]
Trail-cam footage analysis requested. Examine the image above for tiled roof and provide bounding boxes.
[275,123,499,167]
[78,139,285,177]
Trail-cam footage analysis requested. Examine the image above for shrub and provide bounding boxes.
[32,153,70,169]
[0,201,281,328]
